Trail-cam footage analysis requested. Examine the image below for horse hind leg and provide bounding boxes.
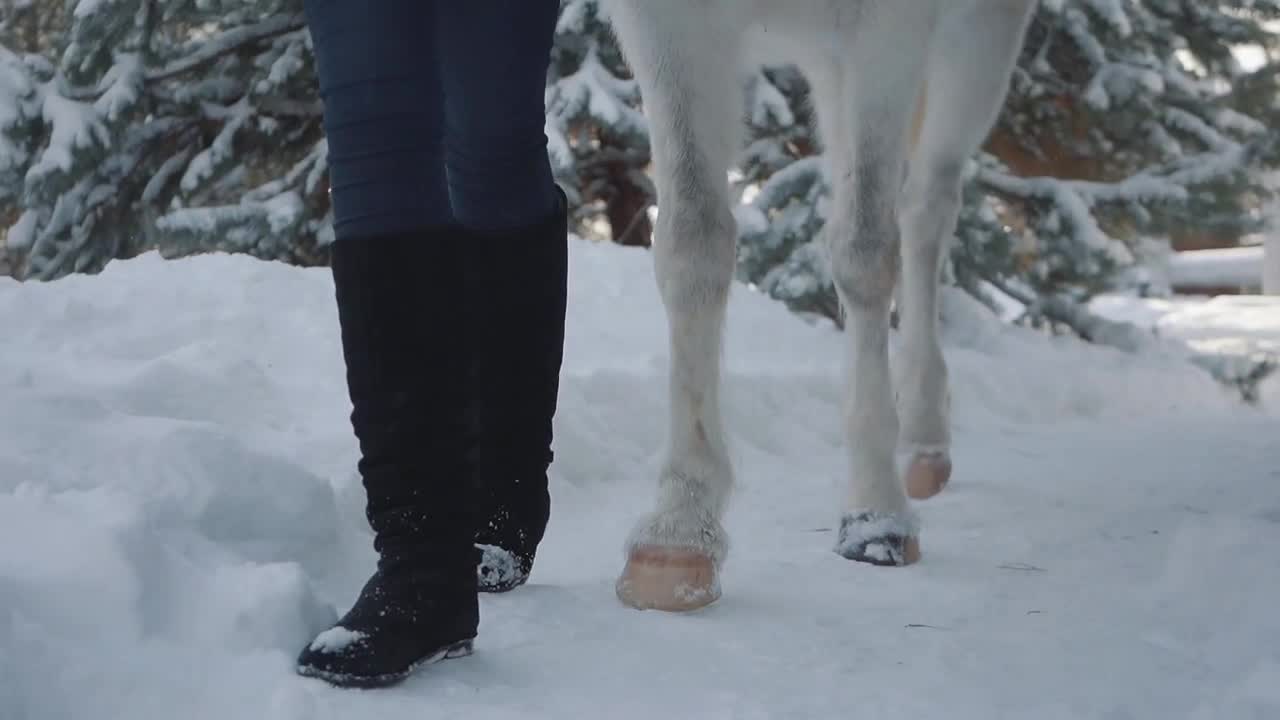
[896,0,1035,500]
[897,78,954,502]
[812,5,937,567]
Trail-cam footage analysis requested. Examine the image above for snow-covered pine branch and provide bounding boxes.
[1,0,326,280]
[3,0,1276,350]
[733,0,1280,331]
[544,0,653,245]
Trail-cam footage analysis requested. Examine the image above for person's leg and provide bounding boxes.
[436,0,562,232]
[308,0,452,239]
[296,0,477,688]
[435,0,568,592]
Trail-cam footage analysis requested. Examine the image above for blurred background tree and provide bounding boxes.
[2,0,1277,337]
[1,0,323,280]
[732,0,1280,327]
[545,0,652,247]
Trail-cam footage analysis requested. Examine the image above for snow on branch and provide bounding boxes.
[148,14,305,82]
[26,90,110,187]
[5,4,330,280]
[1082,0,1131,37]
[1164,107,1236,152]
[179,98,250,192]
[548,45,646,140]
[92,52,143,122]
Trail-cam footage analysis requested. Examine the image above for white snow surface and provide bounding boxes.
[1091,293,1280,408]
[308,627,366,654]
[2,240,1278,719]
[1162,246,1266,291]
[1090,294,1280,356]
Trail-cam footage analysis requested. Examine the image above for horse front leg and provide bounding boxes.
[607,6,742,612]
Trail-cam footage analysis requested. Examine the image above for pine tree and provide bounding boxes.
[1,0,324,280]
[1,0,658,279]
[6,0,1275,338]
[734,66,837,322]
[735,0,1280,327]
[545,0,652,246]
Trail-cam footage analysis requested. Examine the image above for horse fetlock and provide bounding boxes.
[627,506,729,568]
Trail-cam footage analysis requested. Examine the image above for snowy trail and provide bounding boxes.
[2,242,1277,719]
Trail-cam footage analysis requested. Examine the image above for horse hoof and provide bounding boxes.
[616,545,721,612]
[905,451,951,500]
[835,511,921,566]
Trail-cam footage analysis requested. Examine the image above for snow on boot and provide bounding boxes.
[296,230,480,688]
[296,566,477,688]
[464,190,568,593]
[475,542,528,593]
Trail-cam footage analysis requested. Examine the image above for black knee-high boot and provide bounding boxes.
[296,230,479,688]
[466,189,568,593]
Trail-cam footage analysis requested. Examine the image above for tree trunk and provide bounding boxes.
[607,169,652,247]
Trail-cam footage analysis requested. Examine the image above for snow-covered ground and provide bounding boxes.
[2,241,1277,719]
[1163,245,1267,292]
[1091,293,1280,408]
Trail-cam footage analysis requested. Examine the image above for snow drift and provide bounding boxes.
[1,241,1276,719]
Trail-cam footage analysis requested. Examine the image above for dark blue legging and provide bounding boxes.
[304,0,562,241]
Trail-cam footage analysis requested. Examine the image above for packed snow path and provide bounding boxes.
[2,241,1277,719]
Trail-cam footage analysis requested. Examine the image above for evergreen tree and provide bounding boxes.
[545,0,652,246]
[734,66,836,322]
[735,0,1280,326]
[1,0,324,280]
[4,0,1275,347]
[1,0,658,279]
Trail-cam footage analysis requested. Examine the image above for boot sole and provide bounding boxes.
[296,638,475,689]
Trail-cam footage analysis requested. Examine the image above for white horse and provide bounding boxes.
[604,0,1038,612]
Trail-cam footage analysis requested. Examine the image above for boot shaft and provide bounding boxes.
[463,190,569,475]
[464,190,569,567]
[330,230,477,570]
